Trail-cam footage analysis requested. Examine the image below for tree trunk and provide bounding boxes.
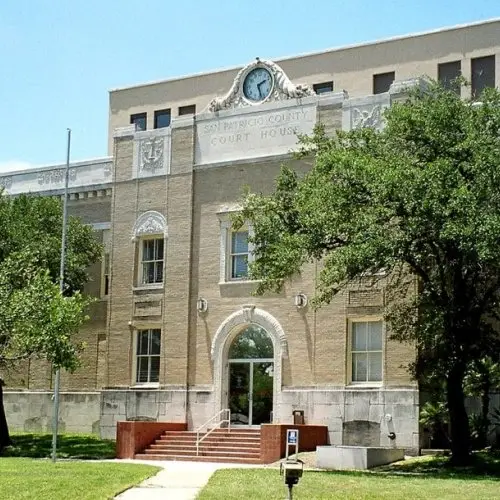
[0,378,12,452]
[479,375,491,449]
[446,364,471,465]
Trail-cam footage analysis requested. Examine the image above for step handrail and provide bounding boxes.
[195,408,231,456]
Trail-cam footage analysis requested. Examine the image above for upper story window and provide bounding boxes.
[132,211,168,288]
[101,229,111,297]
[130,112,147,131]
[179,104,196,116]
[141,238,164,284]
[313,81,334,94]
[471,55,496,98]
[154,109,171,129]
[350,320,383,383]
[373,71,395,95]
[135,328,161,384]
[218,213,254,284]
[438,61,461,94]
[229,230,249,280]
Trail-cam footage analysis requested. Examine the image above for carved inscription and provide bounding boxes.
[38,168,77,186]
[196,104,316,164]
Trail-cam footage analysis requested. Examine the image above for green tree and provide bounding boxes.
[0,194,101,451]
[236,83,500,465]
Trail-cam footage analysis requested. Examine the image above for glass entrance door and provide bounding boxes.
[229,360,273,426]
[227,324,275,427]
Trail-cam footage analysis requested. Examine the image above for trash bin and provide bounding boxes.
[293,410,304,425]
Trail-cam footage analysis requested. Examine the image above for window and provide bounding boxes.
[229,230,249,279]
[351,321,383,383]
[373,72,395,95]
[154,109,171,129]
[438,61,461,94]
[136,329,161,384]
[179,104,196,116]
[471,55,496,98]
[101,229,111,297]
[313,81,334,94]
[130,112,147,131]
[141,238,164,284]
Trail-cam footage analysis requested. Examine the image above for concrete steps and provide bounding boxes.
[135,428,262,464]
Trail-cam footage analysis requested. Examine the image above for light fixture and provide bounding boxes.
[197,298,208,313]
[294,293,308,308]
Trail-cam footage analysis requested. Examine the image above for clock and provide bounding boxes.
[242,67,273,102]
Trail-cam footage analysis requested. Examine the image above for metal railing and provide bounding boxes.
[195,408,231,456]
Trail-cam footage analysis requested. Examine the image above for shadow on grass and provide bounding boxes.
[1,433,115,459]
[369,451,500,480]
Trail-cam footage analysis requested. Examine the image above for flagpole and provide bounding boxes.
[52,128,71,462]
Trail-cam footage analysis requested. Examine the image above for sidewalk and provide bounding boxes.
[114,459,260,500]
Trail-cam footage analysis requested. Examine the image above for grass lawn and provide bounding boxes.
[0,458,160,500]
[3,433,116,459]
[198,454,500,500]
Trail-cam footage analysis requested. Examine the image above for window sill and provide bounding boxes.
[133,283,164,292]
[129,383,160,390]
[218,279,260,286]
[346,382,383,389]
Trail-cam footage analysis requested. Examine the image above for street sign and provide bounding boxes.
[287,429,298,445]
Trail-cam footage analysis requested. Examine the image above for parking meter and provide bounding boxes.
[279,429,304,499]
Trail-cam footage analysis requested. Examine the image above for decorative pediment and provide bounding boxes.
[209,58,314,112]
[132,211,167,240]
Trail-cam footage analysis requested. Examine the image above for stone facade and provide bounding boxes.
[2,20,500,453]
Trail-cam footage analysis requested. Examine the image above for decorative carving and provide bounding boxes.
[132,210,167,240]
[38,168,77,185]
[209,58,314,112]
[242,304,255,323]
[352,105,382,129]
[0,176,13,189]
[104,163,112,177]
[211,307,288,360]
[139,136,164,173]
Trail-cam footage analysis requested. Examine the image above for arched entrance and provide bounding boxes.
[228,325,274,426]
[211,306,288,426]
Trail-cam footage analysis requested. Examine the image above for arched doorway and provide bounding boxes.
[228,324,274,426]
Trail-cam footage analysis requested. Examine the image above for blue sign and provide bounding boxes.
[287,430,298,445]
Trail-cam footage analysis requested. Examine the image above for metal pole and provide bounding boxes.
[288,484,293,500]
[51,128,71,462]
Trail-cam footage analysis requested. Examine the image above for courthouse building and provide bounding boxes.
[2,18,499,453]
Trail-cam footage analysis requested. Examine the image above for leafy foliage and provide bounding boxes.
[236,82,500,464]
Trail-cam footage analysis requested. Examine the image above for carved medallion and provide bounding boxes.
[139,137,164,173]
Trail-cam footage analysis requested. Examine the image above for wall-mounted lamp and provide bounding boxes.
[197,298,208,313]
[294,293,308,308]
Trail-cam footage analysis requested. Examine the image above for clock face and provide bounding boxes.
[243,67,273,102]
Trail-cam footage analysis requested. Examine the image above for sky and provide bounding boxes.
[0,0,499,171]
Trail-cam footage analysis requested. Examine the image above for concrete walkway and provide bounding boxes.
[114,459,260,500]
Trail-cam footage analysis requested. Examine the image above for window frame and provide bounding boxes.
[228,229,250,281]
[133,328,161,386]
[178,104,196,116]
[438,60,461,94]
[313,81,334,94]
[100,229,111,299]
[218,217,254,284]
[130,112,147,131]
[154,109,171,129]
[138,236,165,286]
[471,55,496,99]
[373,71,395,95]
[347,319,384,386]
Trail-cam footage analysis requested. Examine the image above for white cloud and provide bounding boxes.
[0,161,40,173]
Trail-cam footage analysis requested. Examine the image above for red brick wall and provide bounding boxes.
[116,421,187,458]
[260,424,328,463]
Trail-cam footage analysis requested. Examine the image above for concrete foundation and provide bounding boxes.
[316,445,405,470]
